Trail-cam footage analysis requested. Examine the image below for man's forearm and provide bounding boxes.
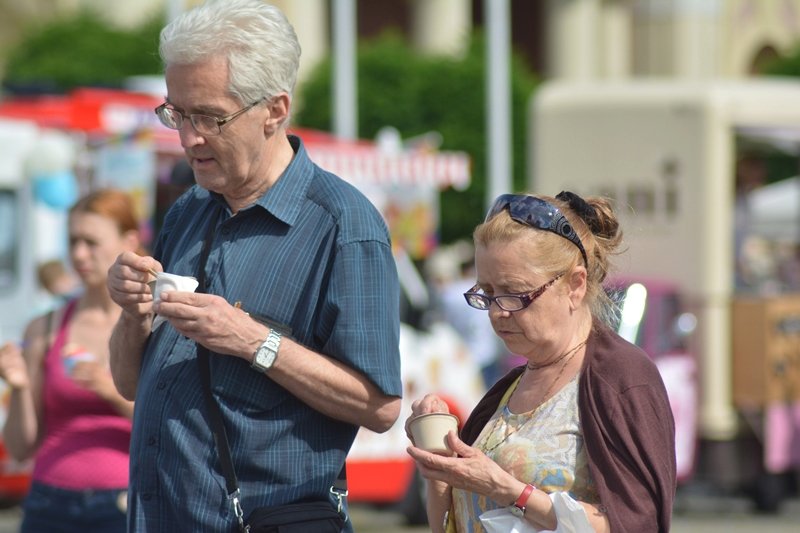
[263,337,401,432]
[109,313,150,401]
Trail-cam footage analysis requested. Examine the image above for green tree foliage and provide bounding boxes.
[3,11,163,93]
[760,44,800,77]
[295,32,538,244]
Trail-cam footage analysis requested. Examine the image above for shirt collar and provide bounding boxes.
[253,134,313,226]
[207,134,314,226]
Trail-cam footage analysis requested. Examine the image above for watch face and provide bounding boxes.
[509,505,524,518]
[256,346,276,368]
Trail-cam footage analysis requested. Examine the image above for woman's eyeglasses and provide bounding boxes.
[463,274,563,312]
[155,98,265,136]
[486,194,588,267]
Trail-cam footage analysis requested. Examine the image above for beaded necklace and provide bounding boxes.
[479,340,587,455]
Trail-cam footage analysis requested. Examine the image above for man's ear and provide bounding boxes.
[263,93,290,136]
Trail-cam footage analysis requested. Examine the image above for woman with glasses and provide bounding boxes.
[406,192,676,532]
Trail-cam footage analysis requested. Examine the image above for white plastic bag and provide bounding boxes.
[479,508,538,533]
[479,492,593,533]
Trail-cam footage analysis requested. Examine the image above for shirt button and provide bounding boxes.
[157,381,167,390]
[148,436,157,445]
[221,226,231,236]
[142,493,152,501]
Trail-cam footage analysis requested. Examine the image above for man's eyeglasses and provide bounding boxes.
[155,98,265,136]
[463,274,563,312]
[486,194,588,267]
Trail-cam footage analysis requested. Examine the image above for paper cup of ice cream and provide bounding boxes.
[407,412,460,455]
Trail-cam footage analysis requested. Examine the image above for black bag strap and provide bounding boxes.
[193,210,247,530]
[193,207,347,532]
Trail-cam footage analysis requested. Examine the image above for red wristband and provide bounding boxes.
[512,483,535,514]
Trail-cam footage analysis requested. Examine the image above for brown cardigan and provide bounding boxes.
[460,321,676,532]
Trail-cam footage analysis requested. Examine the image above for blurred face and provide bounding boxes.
[474,239,571,358]
[164,56,271,199]
[68,212,132,288]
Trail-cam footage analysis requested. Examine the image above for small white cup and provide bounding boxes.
[407,412,460,455]
[149,272,199,303]
[148,272,199,330]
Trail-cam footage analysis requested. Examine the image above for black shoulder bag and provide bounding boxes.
[195,212,348,533]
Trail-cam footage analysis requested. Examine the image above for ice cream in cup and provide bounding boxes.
[407,412,460,455]
[62,344,95,375]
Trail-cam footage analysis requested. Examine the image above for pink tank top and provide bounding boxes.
[32,300,132,489]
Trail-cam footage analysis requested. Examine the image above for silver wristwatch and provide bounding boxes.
[251,329,282,373]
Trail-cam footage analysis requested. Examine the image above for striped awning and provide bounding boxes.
[306,144,470,190]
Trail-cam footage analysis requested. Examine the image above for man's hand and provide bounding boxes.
[107,251,162,318]
[154,291,265,360]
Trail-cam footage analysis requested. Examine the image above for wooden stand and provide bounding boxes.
[732,295,800,407]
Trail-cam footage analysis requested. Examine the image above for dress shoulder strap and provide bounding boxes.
[43,299,79,361]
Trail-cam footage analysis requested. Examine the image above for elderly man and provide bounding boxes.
[107,1,402,530]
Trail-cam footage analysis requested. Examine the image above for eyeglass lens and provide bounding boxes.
[157,106,180,129]
[156,106,221,135]
[466,293,524,311]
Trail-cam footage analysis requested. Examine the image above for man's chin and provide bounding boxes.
[192,169,223,189]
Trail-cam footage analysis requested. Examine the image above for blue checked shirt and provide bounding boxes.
[127,136,402,531]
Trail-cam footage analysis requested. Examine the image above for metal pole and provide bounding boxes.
[332,0,358,140]
[485,0,512,207]
[483,0,513,207]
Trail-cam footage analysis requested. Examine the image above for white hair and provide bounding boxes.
[159,0,302,105]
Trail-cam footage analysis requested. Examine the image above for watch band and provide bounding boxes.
[512,483,535,515]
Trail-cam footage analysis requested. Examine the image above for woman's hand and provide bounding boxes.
[0,343,30,390]
[407,431,521,508]
[69,360,115,397]
[411,393,451,415]
[70,360,135,418]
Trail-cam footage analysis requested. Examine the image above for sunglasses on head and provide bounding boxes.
[486,194,588,267]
